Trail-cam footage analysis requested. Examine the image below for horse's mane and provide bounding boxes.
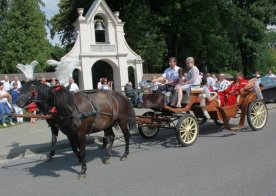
[50,86,81,127]
[51,86,75,107]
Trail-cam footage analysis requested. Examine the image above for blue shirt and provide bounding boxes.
[10,89,20,105]
[162,66,180,82]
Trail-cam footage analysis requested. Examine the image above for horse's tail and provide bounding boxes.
[128,103,136,132]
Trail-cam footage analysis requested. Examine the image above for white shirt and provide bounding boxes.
[97,82,102,89]
[101,84,111,90]
[10,80,22,89]
[1,80,10,91]
[186,66,201,85]
[0,89,8,103]
[68,83,79,93]
[162,66,180,82]
[207,76,216,88]
[215,79,230,92]
[267,73,276,78]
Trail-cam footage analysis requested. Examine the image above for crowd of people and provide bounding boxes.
[124,56,276,110]
[0,75,80,127]
[97,77,113,90]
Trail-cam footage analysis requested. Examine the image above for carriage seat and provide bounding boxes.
[200,92,220,119]
[190,84,203,94]
[191,87,203,94]
[236,77,258,105]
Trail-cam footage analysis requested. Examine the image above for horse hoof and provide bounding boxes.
[103,158,111,164]
[99,145,107,149]
[120,156,127,161]
[77,173,86,180]
[47,156,53,162]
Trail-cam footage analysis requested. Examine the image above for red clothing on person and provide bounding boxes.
[224,78,248,106]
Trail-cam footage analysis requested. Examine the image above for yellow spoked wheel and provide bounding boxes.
[247,100,268,131]
[176,114,199,146]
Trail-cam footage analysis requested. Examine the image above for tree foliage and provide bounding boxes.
[50,0,276,75]
[0,0,51,73]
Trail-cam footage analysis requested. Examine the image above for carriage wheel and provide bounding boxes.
[247,100,268,131]
[138,112,160,139]
[176,114,199,146]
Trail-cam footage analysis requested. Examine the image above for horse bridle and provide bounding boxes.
[18,84,39,106]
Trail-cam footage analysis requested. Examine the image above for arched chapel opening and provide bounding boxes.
[92,60,113,89]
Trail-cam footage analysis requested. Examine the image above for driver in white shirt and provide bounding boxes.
[152,57,180,104]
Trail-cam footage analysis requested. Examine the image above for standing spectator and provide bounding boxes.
[108,80,113,90]
[267,70,276,79]
[0,82,14,127]
[255,71,261,78]
[41,77,50,86]
[50,77,57,86]
[10,82,23,124]
[97,78,103,89]
[10,76,22,89]
[1,75,10,91]
[100,78,111,90]
[66,78,79,93]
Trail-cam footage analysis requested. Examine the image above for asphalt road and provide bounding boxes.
[0,105,276,196]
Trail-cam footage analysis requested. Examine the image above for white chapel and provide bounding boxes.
[61,0,144,90]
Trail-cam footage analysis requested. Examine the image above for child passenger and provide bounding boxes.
[201,77,218,102]
[172,68,186,107]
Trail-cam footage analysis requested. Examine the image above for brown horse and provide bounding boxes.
[16,81,136,175]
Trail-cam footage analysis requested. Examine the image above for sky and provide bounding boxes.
[40,0,60,45]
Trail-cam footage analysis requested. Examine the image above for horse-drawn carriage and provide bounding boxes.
[136,77,268,146]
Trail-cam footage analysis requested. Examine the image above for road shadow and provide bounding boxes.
[0,120,258,177]
[3,135,96,160]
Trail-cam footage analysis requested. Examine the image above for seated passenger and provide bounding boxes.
[171,68,186,107]
[151,57,180,104]
[175,57,201,107]
[124,82,138,105]
[223,72,248,106]
[214,73,231,106]
[202,77,218,102]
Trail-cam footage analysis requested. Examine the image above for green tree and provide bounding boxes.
[218,0,276,75]
[0,0,8,21]
[0,0,51,73]
[50,0,276,75]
